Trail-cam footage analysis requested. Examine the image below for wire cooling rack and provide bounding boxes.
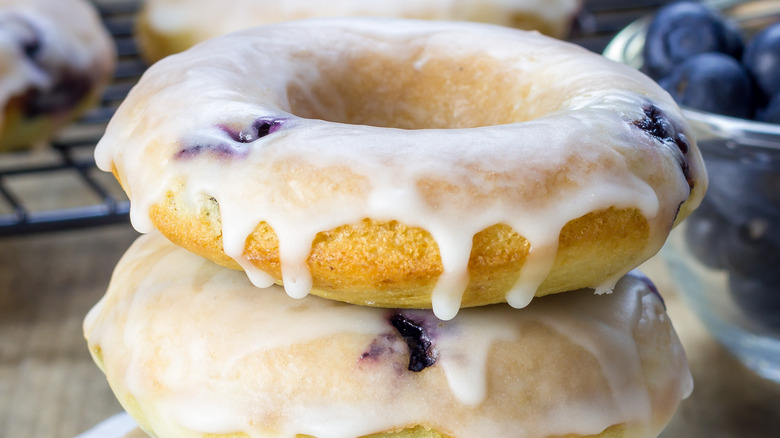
[0,0,143,236]
[0,0,672,237]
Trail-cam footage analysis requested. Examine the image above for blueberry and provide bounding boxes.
[0,14,42,60]
[630,103,694,190]
[643,1,744,79]
[723,19,746,60]
[176,117,286,159]
[757,92,780,124]
[174,142,249,160]
[684,199,730,270]
[728,273,780,330]
[691,154,780,280]
[631,104,690,154]
[389,313,436,372]
[722,217,780,283]
[23,70,92,116]
[704,158,780,246]
[242,117,285,142]
[659,52,755,119]
[705,159,761,217]
[743,23,780,102]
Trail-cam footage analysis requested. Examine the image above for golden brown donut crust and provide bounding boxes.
[148,186,650,309]
[135,5,199,65]
[0,89,103,151]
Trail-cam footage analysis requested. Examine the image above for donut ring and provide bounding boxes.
[84,233,693,438]
[135,0,583,63]
[95,18,707,319]
[0,0,115,150]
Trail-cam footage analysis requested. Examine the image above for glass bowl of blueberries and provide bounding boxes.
[605,0,780,383]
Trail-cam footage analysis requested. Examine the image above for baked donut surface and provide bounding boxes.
[136,0,582,63]
[95,18,707,319]
[0,0,115,150]
[84,233,693,438]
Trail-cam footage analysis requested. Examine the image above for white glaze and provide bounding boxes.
[84,233,693,438]
[95,18,707,319]
[0,0,114,131]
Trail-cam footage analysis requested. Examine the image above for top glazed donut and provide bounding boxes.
[136,0,583,63]
[96,18,707,320]
[0,0,115,150]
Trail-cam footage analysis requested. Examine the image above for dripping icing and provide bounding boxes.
[94,18,702,319]
[84,234,693,438]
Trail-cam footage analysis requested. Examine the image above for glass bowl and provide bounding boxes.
[604,2,780,383]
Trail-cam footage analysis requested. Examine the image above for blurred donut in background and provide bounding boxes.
[135,0,583,63]
[0,0,116,152]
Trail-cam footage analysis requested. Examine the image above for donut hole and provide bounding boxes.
[286,48,538,130]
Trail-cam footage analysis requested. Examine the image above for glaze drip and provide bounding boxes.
[94,18,707,319]
[390,312,437,372]
[83,233,694,438]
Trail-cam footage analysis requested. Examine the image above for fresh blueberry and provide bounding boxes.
[728,273,780,330]
[642,1,744,79]
[756,92,780,124]
[659,52,755,119]
[761,166,780,216]
[704,158,761,218]
[684,199,730,270]
[704,157,780,247]
[723,19,746,60]
[742,23,780,103]
[721,217,780,282]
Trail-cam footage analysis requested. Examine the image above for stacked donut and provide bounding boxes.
[85,17,706,438]
[0,0,115,151]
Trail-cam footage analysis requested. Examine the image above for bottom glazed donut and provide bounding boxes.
[84,233,692,438]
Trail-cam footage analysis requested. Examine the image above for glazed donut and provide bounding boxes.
[95,18,707,320]
[84,232,693,438]
[135,0,582,63]
[0,0,115,151]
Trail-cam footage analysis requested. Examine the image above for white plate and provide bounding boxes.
[74,412,138,438]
